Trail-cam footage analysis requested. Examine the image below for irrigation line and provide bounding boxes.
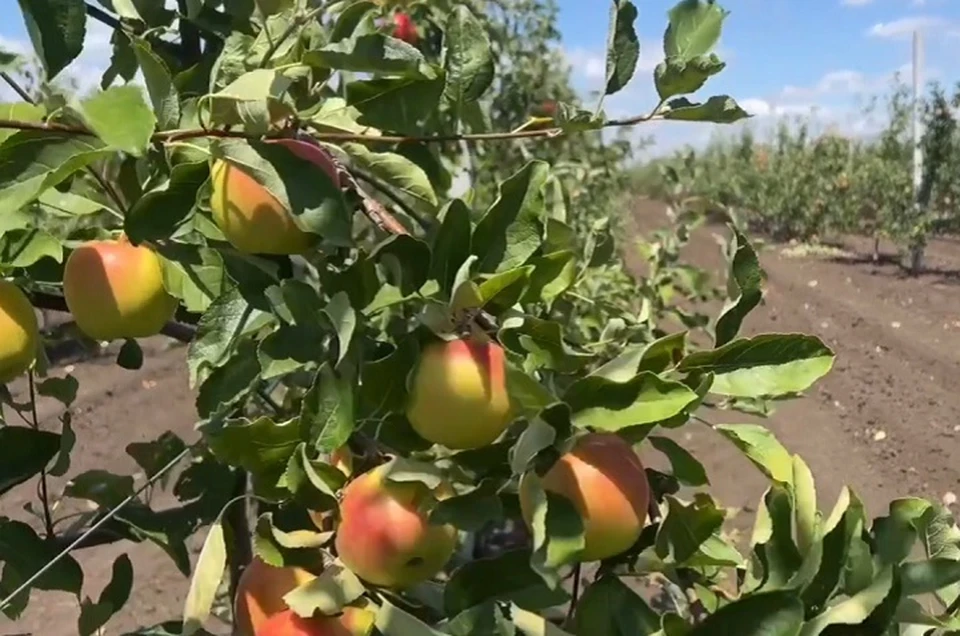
[0,444,196,613]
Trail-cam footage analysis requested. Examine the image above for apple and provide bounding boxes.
[209,138,341,256]
[334,463,457,588]
[255,607,375,636]
[63,236,178,342]
[405,338,513,450]
[519,433,650,562]
[0,280,38,383]
[233,557,318,636]
[392,12,418,45]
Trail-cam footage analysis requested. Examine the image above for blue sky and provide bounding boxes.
[0,0,957,154]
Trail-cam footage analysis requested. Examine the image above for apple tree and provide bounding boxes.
[2,1,960,635]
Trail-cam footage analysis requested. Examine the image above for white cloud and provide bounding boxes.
[868,16,949,38]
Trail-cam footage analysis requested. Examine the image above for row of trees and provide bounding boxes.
[637,77,960,272]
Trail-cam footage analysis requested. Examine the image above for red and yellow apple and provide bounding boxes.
[519,433,650,562]
[392,13,418,45]
[209,138,340,256]
[405,338,513,450]
[0,280,38,383]
[63,236,178,342]
[335,463,457,588]
[233,557,318,636]
[255,607,375,636]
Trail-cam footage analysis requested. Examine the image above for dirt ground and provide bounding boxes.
[6,197,960,634]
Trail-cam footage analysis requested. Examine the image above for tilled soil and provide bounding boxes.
[6,197,960,634]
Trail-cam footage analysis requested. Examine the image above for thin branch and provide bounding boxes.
[0,71,34,102]
[225,470,252,606]
[27,371,55,539]
[0,102,670,147]
[0,444,195,613]
[258,6,324,69]
[352,167,432,233]
[565,563,582,626]
[85,3,189,63]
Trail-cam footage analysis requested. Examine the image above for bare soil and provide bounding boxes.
[6,197,960,634]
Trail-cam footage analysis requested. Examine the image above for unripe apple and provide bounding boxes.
[209,138,340,256]
[63,237,178,342]
[335,463,457,589]
[392,12,418,45]
[256,607,375,636]
[233,557,318,636]
[519,433,650,562]
[405,338,513,450]
[0,280,38,383]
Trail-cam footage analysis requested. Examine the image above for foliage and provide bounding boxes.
[637,75,960,271]
[1,1,959,635]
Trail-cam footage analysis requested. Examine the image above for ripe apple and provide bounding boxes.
[519,433,650,562]
[209,138,341,256]
[0,280,38,383]
[405,338,513,450]
[233,557,318,636]
[256,607,375,636]
[392,12,418,45]
[335,463,457,588]
[63,237,179,342]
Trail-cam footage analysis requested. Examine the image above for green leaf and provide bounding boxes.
[662,96,750,124]
[511,605,575,636]
[17,0,86,78]
[500,317,593,374]
[282,562,365,617]
[655,494,725,565]
[0,426,60,496]
[663,0,729,59]
[472,160,548,273]
[357,338,418,420]
[564,372,698,433]
[126,431,187,486]
[714,424,793,484]
[159,244,226,315]
[688,590,803,635]
[48,412,75,477]
[346,76,446,135]
[77,553,133,636]
[524,474,585,587]
[371,234,432,296]
[306,33,434,78]
[444,549,569,617]
[64,470,134,508]
[429,199,472,296]
[181,520,227,636]
[715,226,764,346]
[195,339,262,418]
[343,143,439,213]
[649,436,708,487]
[203,68,295,133]
[0,518,83,618]
[376,598,447,636]
[654,54,725,100]
[210,138,351,246]
[203,416,300,499]
[677,334,835,398]
[125,161,208,242]
[0,103,45,145]
[592,332,687,381]
[77,85,156,156]
[443,5,495,113]
[521,250,577,307]
[604,0,640,96]
[792,455,818,557]
[322,291,356,366]
[572,574,660,636]
[116,339,144,370]
[900,558,960,597]
[430,481,504,533]
[131,37,180,130]
[798,567,896,636]
[0,132,112,217]
[300,363,354,453]
[0,228,63,267]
